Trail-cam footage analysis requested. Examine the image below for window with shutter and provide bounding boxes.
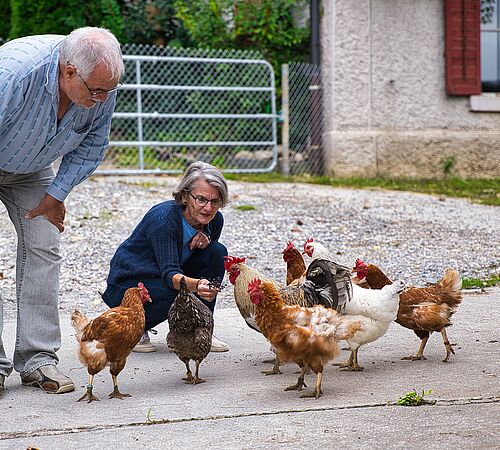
[445,0,482,95]
[481,0,499,92]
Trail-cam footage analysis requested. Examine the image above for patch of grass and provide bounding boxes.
[121,180,160,189]
[99,208,113,221]
[234,205,256,211]
[397,389,436,406]
[462,274,500,289]
[224,174,500,206]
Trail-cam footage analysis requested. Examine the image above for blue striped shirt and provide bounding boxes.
[0,35,117,201]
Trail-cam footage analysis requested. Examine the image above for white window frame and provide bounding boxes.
[470,0,500,111]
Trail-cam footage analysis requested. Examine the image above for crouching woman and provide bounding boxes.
[102,161,229,352]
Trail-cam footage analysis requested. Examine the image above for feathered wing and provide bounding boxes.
[231,263,276,332]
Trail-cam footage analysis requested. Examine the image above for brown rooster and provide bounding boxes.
[282,241,306,285]
[167,277,214,384]
[352,259,462,362]
[247,278,361,399]
[71,282,152,403]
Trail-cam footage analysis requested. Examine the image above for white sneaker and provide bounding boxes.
[210,335,229,352]
[132,331,156,353]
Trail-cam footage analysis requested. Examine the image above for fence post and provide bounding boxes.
[281,64,290,176]
[135,60,145,170]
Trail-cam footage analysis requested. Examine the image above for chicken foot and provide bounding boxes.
[284,366,308,392]
[108,375,131,399]
[300,372,323,399]
[191,361,206,384]
[401,337,428,361]
[183,361,205,384]
[77,374,100,403]
[182,361,195,383]
[261,357,282,375]
[336,348,364,371]
[441,329,456,362]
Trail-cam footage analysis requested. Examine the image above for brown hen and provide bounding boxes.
[282,241,306,285]
[247,278,361,399]
[352,259,462,362]
[71,282,152,402]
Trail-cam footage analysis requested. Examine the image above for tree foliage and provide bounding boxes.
[120,0,188,47]
[3,0,310,71]
[8,0,125,41]
[174,0,310,67]
[0,0,11,39]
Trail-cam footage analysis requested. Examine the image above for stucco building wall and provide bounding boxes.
[320,0,500,178]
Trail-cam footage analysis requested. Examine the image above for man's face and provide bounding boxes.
[61,62,120,108]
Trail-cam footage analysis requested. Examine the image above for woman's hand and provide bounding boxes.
[196,278,220,301]
[189,230,211,250]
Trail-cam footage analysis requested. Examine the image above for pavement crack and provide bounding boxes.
[1,395,498,441]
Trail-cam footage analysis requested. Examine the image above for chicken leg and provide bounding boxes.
[261,357,282,375]
[192,360,206,384]
[108,374,131,399]
[401,337,428,361]
[284,366,308,392]
[336,348,364,371]
[441,329,456,362]
[182,360,194,383]
[300,372,323,399]
[77,374,99,403]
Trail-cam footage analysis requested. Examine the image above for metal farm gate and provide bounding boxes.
[99,45,278,174]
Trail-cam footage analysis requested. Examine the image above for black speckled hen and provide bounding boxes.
[167,277,214,384]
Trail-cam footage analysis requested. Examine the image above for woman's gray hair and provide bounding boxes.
[173,161,229,208]
[59,27,124,80]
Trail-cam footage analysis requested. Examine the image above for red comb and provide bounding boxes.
[137,282,150,300]
[284,241,294,252]
[247,277,262,293]
[355,258,367,268]
[303,238,314,251]
[223,255,246,270]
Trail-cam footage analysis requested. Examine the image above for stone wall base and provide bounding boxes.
[324,130,500,178]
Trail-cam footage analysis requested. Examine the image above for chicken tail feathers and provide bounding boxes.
[436,269,463,305]
[305,259,353,311]
[70,309,89,337]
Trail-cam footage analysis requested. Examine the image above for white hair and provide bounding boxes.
[59,27,124,80]
[172,161,229,208]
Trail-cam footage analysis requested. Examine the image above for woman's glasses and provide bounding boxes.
[189,192,223,208]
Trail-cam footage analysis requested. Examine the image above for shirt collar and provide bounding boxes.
[44,42,62,96]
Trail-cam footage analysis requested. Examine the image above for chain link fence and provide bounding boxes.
[0,38,326,176]
[282,62,325,176]
[100,44,279,174]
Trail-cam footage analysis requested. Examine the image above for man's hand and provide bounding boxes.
[25,194,66,233]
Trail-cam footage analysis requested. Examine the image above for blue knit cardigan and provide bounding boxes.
[106,200,224,289]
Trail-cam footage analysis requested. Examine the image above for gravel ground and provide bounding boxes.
[0,175,498,319]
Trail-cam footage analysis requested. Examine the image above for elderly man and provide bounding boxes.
[0,27,124,393]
